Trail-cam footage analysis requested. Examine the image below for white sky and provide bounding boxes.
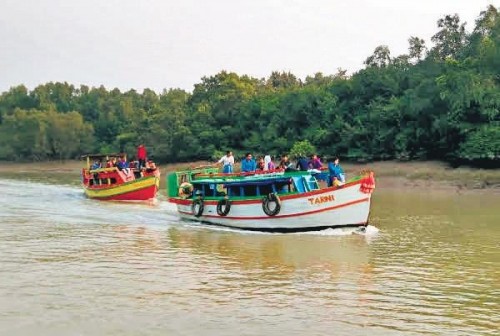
[0,0,498,93]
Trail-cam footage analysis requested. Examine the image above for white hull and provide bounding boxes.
[171,182,372,232]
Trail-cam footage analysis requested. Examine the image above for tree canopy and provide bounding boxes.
[0,6,499,167]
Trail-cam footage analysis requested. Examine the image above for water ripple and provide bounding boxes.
[0,179,499,335]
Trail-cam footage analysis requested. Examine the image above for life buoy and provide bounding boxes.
[192,198,204,217]
[179,182,193,198]
[262,193,281,216]
[216,199,231,216]
[360,172,376,194]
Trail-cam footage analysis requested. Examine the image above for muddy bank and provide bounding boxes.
[0,160,499,195]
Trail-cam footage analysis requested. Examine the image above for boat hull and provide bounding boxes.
[83,175,159,201]
[170,180,371,232]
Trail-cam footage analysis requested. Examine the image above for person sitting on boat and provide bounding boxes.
[90,159,101,171]
[106,157,117,168]
[146,160,157,172]
[279,155,295,172]
[264,155,275,171]
[256,157,266,171]
[241,153,256,173]
[308,154,323,170]
[117,156,129,172]
[215,151,234,174]
[128,157,137,169]
[296,155,309,171]
[328,156,345,186]
[90,159,101,185]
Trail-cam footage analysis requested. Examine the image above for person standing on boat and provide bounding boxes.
[215,151,234,174]
[241,153,256,173]
[137,144,147,170]
[328,157,345,186]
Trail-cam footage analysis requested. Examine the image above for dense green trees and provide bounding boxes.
[0,6,498,167]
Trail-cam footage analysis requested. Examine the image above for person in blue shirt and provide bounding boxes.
[241,152,256,173]
[296,155,309,171]
[90,159,101,170]
[117,156,129,171]
[328,157,345,186]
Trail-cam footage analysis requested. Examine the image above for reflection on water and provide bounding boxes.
[0,179,498,335]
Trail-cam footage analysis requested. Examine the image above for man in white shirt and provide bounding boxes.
[216,151,234,173]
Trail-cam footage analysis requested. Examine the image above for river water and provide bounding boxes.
[0,179,498,335]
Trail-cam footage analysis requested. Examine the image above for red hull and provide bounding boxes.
[96,184,158,201]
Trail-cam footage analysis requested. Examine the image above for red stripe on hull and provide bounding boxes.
[178,197,370,220]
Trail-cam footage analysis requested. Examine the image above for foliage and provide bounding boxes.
[289,140,316,159]
[0,6,499,167]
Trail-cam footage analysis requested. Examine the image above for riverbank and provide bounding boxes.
[0,160,499,195]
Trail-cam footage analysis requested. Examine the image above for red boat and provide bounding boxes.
[81,154,160,201]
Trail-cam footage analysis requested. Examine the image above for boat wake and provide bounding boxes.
[174,219,380,237]
[297,225,379,236]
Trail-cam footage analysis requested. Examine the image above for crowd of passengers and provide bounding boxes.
[89,144,156,175]
[214,151,346,186]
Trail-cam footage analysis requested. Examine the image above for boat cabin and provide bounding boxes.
[169,169,321,199]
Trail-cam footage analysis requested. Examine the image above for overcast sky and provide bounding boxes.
[0,0,498,93]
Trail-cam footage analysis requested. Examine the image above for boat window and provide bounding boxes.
[242,185,258,197]
[259,184,273,196]
[228,186,241,197]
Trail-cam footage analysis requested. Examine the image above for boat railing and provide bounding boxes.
[87,167,119,174]
[193,168,287,180]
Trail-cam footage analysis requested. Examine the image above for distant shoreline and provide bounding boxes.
[0,160,499,195]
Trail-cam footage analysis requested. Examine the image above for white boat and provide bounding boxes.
[167,168,375,232]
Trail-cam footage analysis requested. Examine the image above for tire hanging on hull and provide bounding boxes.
[262,193,281,216]
[192,198,204,217]
[216,199,231,216]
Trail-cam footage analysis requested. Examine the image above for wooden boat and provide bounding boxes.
[167,167,375,232]
[81,153,160,201]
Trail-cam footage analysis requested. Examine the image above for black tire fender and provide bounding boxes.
[192,198,204,217]
[262,193,281,216]
[216,198,232,216]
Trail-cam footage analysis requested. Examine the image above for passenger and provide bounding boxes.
[264,155,275,171]
[215,151,234,174]
[90,159,101,170]
[279,155,296,172]
[256,157,266,171]
[146,160,157,172]
[117,156,129,172]
[128,157,137,169]
[296,155,309,171]
[137,144,147,170]
[106,157,117,168]
[328,156,345,186]
[241,153,257,173]
[90,159,101,185]
[308,154,323,170]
